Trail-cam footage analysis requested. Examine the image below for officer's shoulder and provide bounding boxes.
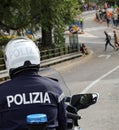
[42,76,60,86]
[0,80,11,88]
[42,76,62,91]
[42,76,59,85]
[45,77,58,82]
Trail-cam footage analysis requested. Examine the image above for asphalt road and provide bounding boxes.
[53,11,119,130]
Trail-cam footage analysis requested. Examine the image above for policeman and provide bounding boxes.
[0,37,67,130]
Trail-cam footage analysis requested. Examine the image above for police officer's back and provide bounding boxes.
[0,37,67,130]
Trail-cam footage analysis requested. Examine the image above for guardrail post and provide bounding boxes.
[46,50,50,59]
[63,47,66,55]
[68,46,69,54]
[58,48,60,56]
[52,49,55,57]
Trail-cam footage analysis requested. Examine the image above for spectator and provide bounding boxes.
[113,11,118,27]
[80,43,89,55]
[95,10,101,22]
[70,25,80,34]
[26,30,33,39]
[104,31,115,51]
[113,30,119,50]
[79,16,84,32]
[106,11,112,27]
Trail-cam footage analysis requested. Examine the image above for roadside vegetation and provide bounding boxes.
[0,0,83,48]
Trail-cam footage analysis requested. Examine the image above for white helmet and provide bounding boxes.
[4,37,40,77]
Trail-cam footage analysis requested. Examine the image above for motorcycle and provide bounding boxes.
[27,67,99,130]
[65,93,98,130]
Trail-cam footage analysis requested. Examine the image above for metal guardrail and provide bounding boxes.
[0,33,81,82]
[0,51,82,81]
[0,45,79,70]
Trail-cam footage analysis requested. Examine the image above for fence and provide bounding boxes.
[0,45,79,71]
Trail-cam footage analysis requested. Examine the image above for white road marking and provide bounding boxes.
[78,41,105,44]
[81,65,119,93]
[79,26,110,38]
[78,32,98,38]
[98,54,111,59]
[84,26,107,31]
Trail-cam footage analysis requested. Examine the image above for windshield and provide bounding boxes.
[38,67,71,97]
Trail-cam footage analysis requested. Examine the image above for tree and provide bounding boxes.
[30,0,80,48]
[0,0,80,48]
[0,0,31,30]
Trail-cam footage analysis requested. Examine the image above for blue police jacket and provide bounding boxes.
[0,70,67,130]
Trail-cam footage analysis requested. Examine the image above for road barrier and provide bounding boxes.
[0,51,82,82]
[0,45,79,70]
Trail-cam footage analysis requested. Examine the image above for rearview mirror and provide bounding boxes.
[70,93,99,111]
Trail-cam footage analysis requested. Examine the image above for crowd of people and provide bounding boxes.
[96,6,119,28]
[95,4,119,51]
[69,15,84,34]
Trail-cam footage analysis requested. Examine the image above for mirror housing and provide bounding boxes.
[65,96,71,102]
[70,93,99,111]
